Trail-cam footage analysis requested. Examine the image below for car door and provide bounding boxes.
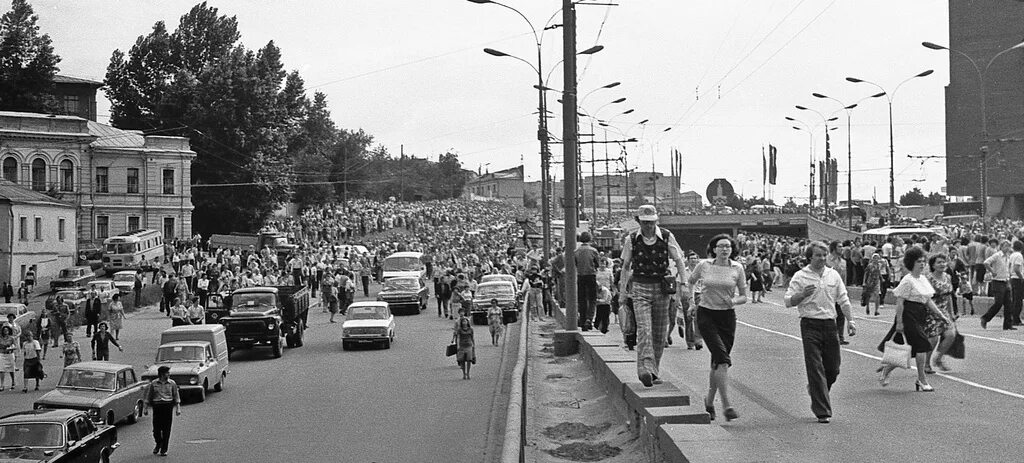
[63,417,89,461]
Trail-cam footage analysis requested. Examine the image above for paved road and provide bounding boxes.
[0,288,518,463]
[649,289,1024,462]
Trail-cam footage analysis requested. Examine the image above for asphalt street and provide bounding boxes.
[0,286,518,463]
[648,289,1024,462]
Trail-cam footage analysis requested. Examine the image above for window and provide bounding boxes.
[162,169,174,194]
[163,217,175,239]
[2,158,16,182]
[128,216,140,231]
[63,94,79,114]
[59,160,74,191]
[95,167,109,193]
[96,216,109,239]
[58,218,66,241]
[34,217,41,241]
[31,159,45,191]
[18,217,26,241]
[126,168,139,194]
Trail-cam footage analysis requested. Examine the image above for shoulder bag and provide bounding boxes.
[881,332,912,369]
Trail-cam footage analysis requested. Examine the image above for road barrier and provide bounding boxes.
[501,314,529,462]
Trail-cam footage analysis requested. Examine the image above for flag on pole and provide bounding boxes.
[768,144,778,185]
[819,161,827,202]
[762,146,767,187]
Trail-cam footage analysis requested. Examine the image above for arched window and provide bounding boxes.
[59,160,74,192]
[1,158,16,183]
[31,159,46,191]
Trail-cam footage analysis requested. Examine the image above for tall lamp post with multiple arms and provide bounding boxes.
[845,69,933,225]
[794,106,839,214]
[920,40,1024,228]
[812,91,886,230]
[472,0,602,267]
[785,117,815,206]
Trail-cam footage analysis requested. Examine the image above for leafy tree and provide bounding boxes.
[926,191,945,206]
[899,187,927,206]
[0,0,60,112]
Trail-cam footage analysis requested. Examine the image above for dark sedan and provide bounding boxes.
[0,409,120,462]
[376,277,427,315]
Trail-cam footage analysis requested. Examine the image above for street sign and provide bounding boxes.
[706,178,735,206]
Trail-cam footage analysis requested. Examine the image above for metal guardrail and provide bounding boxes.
[501,314,529,462]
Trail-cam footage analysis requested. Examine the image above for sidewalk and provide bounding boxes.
[524,319,648,463]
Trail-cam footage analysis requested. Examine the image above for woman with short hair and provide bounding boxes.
[453,316,476,379]
[926,254,957,372]
[689,233,748,421]
[0,325,17,390]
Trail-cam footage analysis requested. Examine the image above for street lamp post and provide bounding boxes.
[846,70,934,225]
[795,106,839,215]
[921,40,1024,229]
[786,117,815,206]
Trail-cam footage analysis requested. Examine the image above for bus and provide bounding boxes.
[101,229,165,272]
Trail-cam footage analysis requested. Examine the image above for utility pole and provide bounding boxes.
[605,129,612,219]
[561,0,579,331]
[590,120,597,225]
[651,156,657,209]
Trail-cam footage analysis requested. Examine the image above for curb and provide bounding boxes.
[500,314,530,462]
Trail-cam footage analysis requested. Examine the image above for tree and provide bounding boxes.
[926,191,945,206]
[899,187,927,206]
[0,0,60,113]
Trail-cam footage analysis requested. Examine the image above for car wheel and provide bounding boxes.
[382,338,391,349]
[214,373,224,392]
[127,401,142,424]
[294,319,305,347]
[341,341,350,351]
[105,410,116,426]
[195,386,206,403]
[272,337,283,358]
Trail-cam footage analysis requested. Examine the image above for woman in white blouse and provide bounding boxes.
[877,247,952,391]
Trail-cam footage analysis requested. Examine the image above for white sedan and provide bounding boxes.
[111,271,144,294]
[341,302,395,350]
[87,280,119,303]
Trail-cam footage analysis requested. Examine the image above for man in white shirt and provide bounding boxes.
[784,241,855,424]
[1010,240,1024,327]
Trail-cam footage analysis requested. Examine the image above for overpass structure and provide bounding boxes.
[654,213,860,254]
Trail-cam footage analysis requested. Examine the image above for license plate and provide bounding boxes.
[239,337,253,342]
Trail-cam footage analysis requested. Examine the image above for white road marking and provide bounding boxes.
[736,319,1024,400]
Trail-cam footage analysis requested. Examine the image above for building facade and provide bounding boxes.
[944,1,1024,216]
[0,180,77,286]
[49,75,103,122]
[464,165,524,203]
[0,111,195,250]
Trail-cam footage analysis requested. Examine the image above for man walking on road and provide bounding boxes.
[575,232,601,331]
[784,241,856,424]
[618,205,687,387]
[981,240,1015,330]
[144,365,181,456]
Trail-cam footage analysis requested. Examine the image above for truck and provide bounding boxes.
[208,232,299,267]
[218,285,310,359]
[141,325,229,403]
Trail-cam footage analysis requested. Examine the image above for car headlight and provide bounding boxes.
[190,376,199,385]
[267,322,276,330]
[342,328,351,337]
[88,408,100,418]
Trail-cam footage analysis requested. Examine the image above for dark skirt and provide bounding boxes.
[877,300,933,356]
[696,307,736,368]
[23,358,44,380]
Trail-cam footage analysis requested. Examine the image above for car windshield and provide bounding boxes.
[347,306,388,320]
[383,257,421,272]
[233,294,276,310]
[477,285,513,298]
[90,283,111,291]
[56,291,84,300]
[58,369,115,391]
[114,274,135,282]
[58,269,81,279]
[383,279,419,291]
[105,243,138,254]
[156,346,204,362]
[0,423,63,448]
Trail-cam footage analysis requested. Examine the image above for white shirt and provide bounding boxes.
[784,265,852,320]
[892,273,935,304]
[1009,251,1024,280]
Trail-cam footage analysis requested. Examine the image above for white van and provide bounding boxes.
[862,226,942,245]
[381,251,426,281]
[142,325,229,402]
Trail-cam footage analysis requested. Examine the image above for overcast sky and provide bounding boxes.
[34,0,951,204]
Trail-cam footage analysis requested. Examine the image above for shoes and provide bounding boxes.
[817,417,831,424]
[34,386,38,391]
[840,340,850,345]
[1004,327,1018,331]
[924,368,936,375]
[723,408,739,421]
[160,451,167,456]
[666,336,673,346]
[981,318,988,329]
[878,369,890,387]
[153,446,160,455]
[22,388,26,393]
[639,372,653,387]
[686,346,693,350]
[704,399,716,421]
[695,345,703,350]
[652,376,663,385]
[874,312,880,316]
[915,380,935,392]
[627,345,635,351]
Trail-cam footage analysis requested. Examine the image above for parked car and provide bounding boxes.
[77,247,104,271]
[0,303,35,333]
[341,302,395,350]
[50,266,95,292]
[0,409,120,462]
[480,274,518,287]
[142,325,229,403]
[87,280,118,303]
[471,281,518,325]
[54,288,88,314]
[111,270,143,294]
[34,361,148,426]
[376,277,428,315]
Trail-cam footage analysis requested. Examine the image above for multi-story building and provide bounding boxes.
[49,75,103,122]
[464,165,524,203]
[0,110,195,250]
[0,180,77,286]
[943,1,1024,216]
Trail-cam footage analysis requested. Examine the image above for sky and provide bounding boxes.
[31,0,952,205]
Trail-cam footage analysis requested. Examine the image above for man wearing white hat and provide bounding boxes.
[618,205,687,387]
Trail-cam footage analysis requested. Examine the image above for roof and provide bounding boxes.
[1,409,85,423]
[231,286,280,294]
[0,110,84,122]
[349,301,388,307]
[53,75,103,86]
[62,361,133,372]
[159,341,211,348]
[386,251,423,258]
[0,179,75,208]
[88,120,145,148]
[477,281,513,288]
[163,324,225,334]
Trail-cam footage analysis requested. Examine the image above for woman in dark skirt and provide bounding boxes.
[21,332,43,392]
[453,316,475,380]
[877,247,952,392]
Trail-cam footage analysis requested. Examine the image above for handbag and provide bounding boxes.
[947,330,966,359]
[881,332,913,369]
[445,343,457,357]
[661,275,677,295]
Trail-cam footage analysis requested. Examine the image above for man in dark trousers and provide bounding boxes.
[134,273,144,307]
[574,232,601,331]
[1,282,12,303]
[144,365,181,456]
[84,292,102,337]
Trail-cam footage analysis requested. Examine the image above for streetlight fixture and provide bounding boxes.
[920,39,1024,226]
[796,105,839,213]
[813,91,886,230]
[846,69,933,225]
[787,116,815,206]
